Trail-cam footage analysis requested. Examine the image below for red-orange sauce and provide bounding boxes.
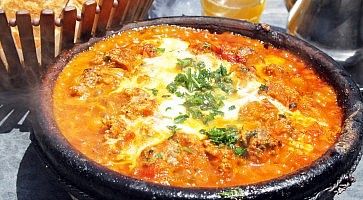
[53,25,343,187]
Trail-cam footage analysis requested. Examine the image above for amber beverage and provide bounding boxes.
[200,0,266,22]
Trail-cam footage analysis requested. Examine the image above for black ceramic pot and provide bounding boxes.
[32,16,363,200]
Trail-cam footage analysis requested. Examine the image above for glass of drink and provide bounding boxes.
[200,0,266,23]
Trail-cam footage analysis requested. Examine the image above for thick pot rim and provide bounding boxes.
[33,16,363,200]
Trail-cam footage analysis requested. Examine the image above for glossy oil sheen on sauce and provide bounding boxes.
[53,25,343,187]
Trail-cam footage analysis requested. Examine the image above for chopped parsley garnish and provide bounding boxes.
[166,83,177,93]
[233,147,247,156]
[165,107,172,111]
[162,94,171,98]
[200,127,239,146]
[259,84,268,92]
[176,58,194,68]
[200,127,247,156]
[156,48,165,54]
[213,65,236,93]
[184,91,224,111]
[174,114,189,124]
[202,110,224,124]
[175,91,185,97]
[147,88,158,96]
[167,125,179,134]
[169,59,234,94]
[183,91,225,124]
[166,58,236,124]
[155,153,163,159]
[228,105,236,111]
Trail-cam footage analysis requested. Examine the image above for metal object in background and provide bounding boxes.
[284,0,297,11]
[286,0,363,87]
[149,0,201,18]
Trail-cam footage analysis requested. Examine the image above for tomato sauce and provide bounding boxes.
[53,25,343,187]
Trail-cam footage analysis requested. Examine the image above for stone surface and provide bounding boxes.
[0,130,71,200]
[0,0,362,199]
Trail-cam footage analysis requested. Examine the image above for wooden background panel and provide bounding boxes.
[134,0,147,20]
[16,10,39,85]
[141,0,154,19]
[110,0,128,28]
[0,10,26,88]
[60,6,77,51]
[0,56,10,90]
[95,0,114,36]
[40,9,55,71]
[78,0,97,42]
[123,0,140,23]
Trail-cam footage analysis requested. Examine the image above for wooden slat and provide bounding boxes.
[95,0,114,36]
[140,0,154,20]
[16,10,40,85]
[0,10,25,88]
[78,0,97,42]
[60,6,77,51]
[123,0,140,23]
[110,0,128,28]
[40,9,55,71]
[146,0,154,19]
[134,0,147,20]
[0,56,10,90]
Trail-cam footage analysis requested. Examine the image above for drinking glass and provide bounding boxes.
[200,0,266,22]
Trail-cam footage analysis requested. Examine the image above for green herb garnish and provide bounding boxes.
[147,88,158,96]
[176,58,194,68]
[170,60,233,94]
[156,48,165,54]
[174,114,189,124]
[200,127,239,146]
[259,84,268,92]
[228,105,236,111]
[165,107,172,111]
[233,147,247,156]
[184,92,225,124]
[155,153,163,159]
[184,91,224,110]
[166,83,177,93]
[162,94,171,98]
[166,58,236,124]
[167,125,179,134]
[202,110,224,124]
[200,127,247,157]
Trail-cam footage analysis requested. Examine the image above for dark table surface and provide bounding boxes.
[0,0,362,199]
